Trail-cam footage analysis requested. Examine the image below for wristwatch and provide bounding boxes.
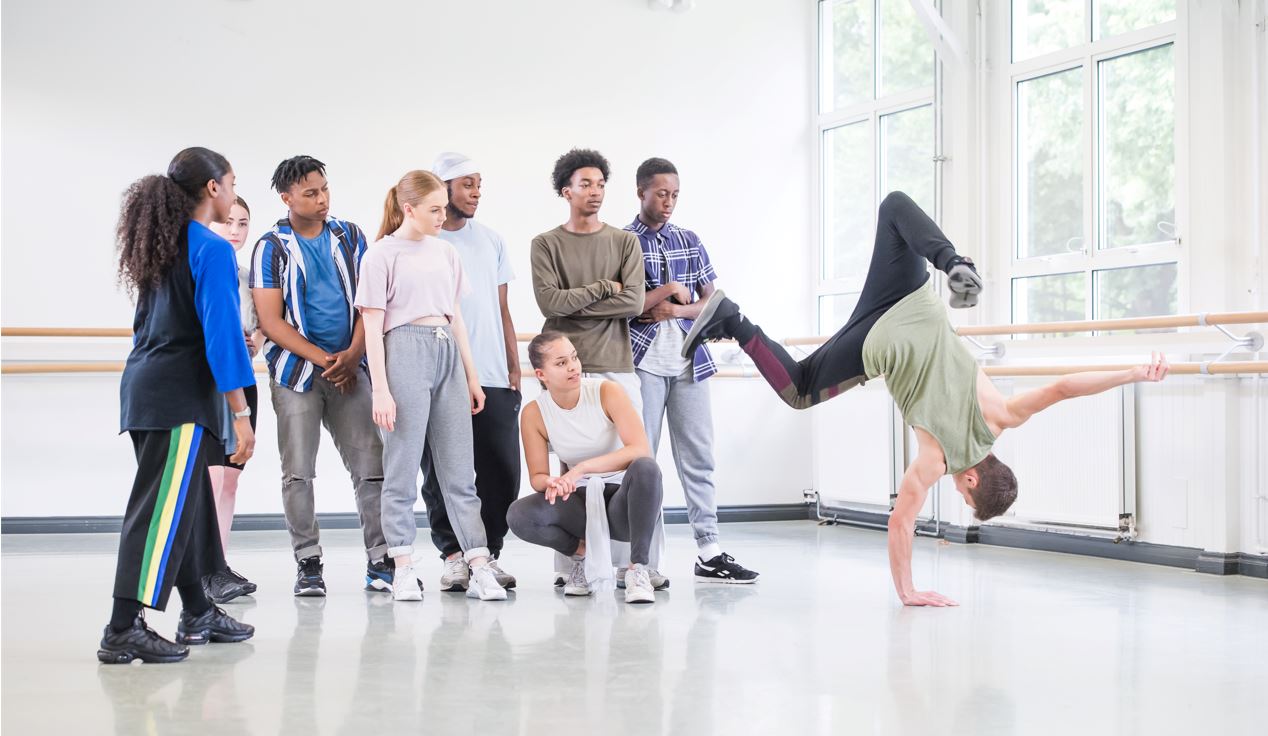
[233,407,252,419]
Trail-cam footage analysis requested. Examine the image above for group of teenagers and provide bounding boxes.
[99,146,1172,665]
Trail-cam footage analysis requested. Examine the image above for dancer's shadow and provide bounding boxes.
[280,596,325,736]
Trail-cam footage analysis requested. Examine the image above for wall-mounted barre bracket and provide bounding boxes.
[963,335,1005,360]
[1199,328,1263,375]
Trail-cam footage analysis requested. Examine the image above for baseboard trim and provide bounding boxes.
[0,503,815,536]
[808,507,1267,579]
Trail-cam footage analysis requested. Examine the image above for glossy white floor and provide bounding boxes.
[2,521,1266,735]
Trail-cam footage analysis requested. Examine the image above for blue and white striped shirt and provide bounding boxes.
[624,218,718,382]
[248,216,367,392]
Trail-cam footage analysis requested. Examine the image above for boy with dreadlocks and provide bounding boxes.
[250,155,393,597]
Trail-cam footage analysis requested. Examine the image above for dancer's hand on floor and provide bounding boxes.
[901,590,959,607]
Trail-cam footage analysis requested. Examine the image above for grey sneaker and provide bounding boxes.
[439,555,470,592]
[563,559,591,597]
[466,564,508,601]
[617,566,669,590]
[624,565,656,604]
[947,258,982,309]
[486,559,517,589]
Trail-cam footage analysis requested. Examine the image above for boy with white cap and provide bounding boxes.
[419,152,521,591]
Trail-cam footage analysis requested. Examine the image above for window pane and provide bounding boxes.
[1099,44,1175,250]
[1017,68,1084,259]
[1095,0,1175,40]
[1012,272,1086,327]
[878,0,932,98]
[823,122,874,281]
[1095,263,1177,322]
[823,0,873,112]
[1012,0,1083,61]
[819,293,861,334]
[881,105,935,216]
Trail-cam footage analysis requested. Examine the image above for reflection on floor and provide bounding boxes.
[2,522,1266,735]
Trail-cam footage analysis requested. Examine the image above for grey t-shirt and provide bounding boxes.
[437,220,515,389]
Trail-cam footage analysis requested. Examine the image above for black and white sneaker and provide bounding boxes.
[294,556,326,597]
[97,615,189,664]
[681,289,742,360]
[175,606,255,645]
[694,553,759,584]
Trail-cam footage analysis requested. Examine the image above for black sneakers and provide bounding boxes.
[947,257,982,309]
[294,556,326,597]
[202,568,256,604]
[97,615,189,664]
[681,289,742,360]
[175,606,255,645]
[694,553,760,584]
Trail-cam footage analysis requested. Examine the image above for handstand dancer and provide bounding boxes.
[682,191,1170,606]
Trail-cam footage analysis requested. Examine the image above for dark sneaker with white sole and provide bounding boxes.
[175,606,255,645]
[694,553,759,584]
[681,289,742,360]
[97,615,189,664]
[225,567,257,593]
[294,556,326,597]
[946,257,982,309]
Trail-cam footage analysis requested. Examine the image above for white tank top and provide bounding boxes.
[536,378,624,479]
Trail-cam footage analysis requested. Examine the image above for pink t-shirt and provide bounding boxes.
[354,235,471,332]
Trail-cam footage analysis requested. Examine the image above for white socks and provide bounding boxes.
[698,542,722,562]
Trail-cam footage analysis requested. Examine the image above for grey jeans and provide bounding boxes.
[638,367,719,547]
[381,325,488,561]
[270,372,387,562]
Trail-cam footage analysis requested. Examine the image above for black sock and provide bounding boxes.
[109,597,143,633]
[177,583,212,617]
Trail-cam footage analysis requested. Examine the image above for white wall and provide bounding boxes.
[1,0,816,517]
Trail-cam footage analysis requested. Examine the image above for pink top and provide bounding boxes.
[354,235,471,332]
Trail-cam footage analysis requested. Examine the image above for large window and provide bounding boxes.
[1009,1,1181,327]
[818,0,938,333]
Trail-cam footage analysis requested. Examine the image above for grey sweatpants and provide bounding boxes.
[270,373,387,562]
[638,367,720,548]
[381,325,488,561]
[507,457,664,565]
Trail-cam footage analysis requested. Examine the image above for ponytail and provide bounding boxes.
[377,170,445,240]
[377,185,403,240]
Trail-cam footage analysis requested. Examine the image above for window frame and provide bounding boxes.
[816,0,943,334]
[1002,2,1188,326]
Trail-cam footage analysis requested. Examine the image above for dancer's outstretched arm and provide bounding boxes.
[887,430,959,607]
[1001,352,1170,429]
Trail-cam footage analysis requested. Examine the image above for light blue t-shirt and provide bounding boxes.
[295,228,353,354]
[437,220,515,389]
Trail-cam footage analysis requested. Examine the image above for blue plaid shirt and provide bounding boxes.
[624,218,718,382]
[248,216,368,392]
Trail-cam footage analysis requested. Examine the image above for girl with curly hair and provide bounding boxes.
[98,147,258,664]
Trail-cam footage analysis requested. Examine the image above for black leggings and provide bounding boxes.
[506,457,663,565]
[737,191,964,409]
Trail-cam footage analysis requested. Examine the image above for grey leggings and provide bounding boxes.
[507,457,663,565]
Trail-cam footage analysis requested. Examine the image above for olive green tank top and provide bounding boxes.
[862,282,996,474]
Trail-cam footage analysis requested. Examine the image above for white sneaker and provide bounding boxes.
[466,564,508,601]
[440,555,470,592]
[624,565,656,604]
[486,559,517,589]
[392,565,423,602]
[617,566,669,590]
[563,559,591,596]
